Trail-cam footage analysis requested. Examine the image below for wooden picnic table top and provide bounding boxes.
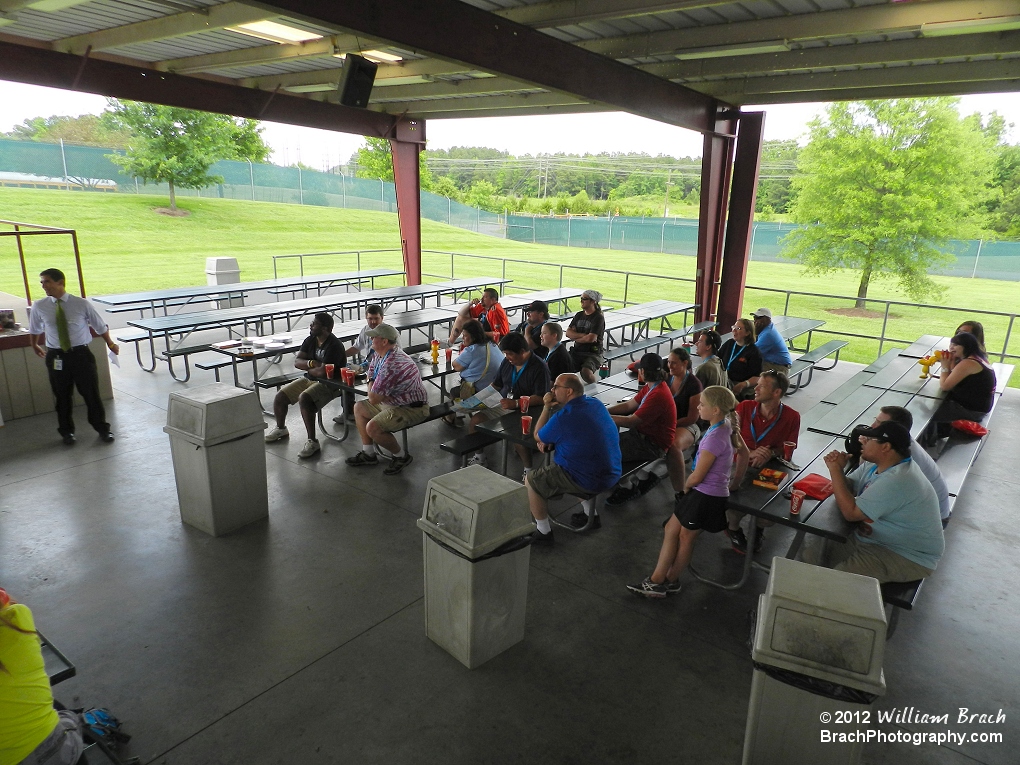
[94,268,404,307]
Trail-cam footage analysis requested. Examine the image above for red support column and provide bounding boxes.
[694,116,736,324]
[717,112,765,331]
[389,117,426,285]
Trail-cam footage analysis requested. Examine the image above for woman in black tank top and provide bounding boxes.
[939,332,995,414]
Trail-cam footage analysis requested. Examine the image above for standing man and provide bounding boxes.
[525,374,622,543]
[566,289,606,383]
[750,308,792,377]
[515,300,549,357]
[345,323,428,475]
[449,288,510,346]
[28,268,119,445]
[264,312,347,459]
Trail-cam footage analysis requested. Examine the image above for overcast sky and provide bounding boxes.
[1,80,1018,173]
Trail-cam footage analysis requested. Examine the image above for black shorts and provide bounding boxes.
[674,489,728,533]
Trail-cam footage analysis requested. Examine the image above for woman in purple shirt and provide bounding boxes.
[627,386,748,598]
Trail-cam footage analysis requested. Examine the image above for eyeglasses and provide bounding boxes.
[550,384,568,390]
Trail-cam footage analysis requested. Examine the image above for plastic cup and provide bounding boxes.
[324,364,335,379]
[343,368,353,385]
[521,415,533,436]
[790,489,806,516]
[783,441,795,461]
[445,347,453,363]
[519,395,530,414]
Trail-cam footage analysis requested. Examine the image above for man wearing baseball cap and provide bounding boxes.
[516,299,550,358]
[345,323,429,475]
[750,307,792,378]
[604,353,677,507]
[566,289,606,383]
[814,420,944,582]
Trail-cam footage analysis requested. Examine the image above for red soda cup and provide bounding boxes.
[519,395,530,414]
[521,415,533,436]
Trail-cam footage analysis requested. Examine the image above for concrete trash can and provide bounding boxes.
[417,465,535,669]
[205,256,242,308]
[743,558,887,765]
[164,384,268,536]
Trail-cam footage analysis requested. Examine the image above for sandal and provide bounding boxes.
[442,413,462,428]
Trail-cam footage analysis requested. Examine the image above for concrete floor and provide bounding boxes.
[1,318,1017,765]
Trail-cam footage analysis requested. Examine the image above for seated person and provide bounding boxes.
[725,371,800,554]
[1,587,85,765]
[812,421,944,583]
[923,331,996,446]
[871,406,952,528]
[626,386,743,598]
[337,303,383,422]
[516,300,549,358]
[345,323,428,475]
[566,290,606,384]
[264,312,347,459]
[525,374,622,543]
[718,318,762,399]
[443,319,504,426]
[954,320,985,352]
[604,353,677,507]
[751,307,792,377]
[449,288,510,345]
[467,332,551,471]
[693,330,727,389]
[540,321,574,378]
[664,346,703,496]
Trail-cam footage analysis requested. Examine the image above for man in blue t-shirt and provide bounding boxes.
[525,373,622,544]
[751,307,792,377]
[816,420,944,582]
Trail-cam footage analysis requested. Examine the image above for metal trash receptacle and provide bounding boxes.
[743,558,887,765]
[164,384,268,536]
[417,465,535,669]
[205,257,242,308]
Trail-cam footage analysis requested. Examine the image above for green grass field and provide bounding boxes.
[2,188,1017,385]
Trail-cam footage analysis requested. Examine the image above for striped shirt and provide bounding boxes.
[369,347,427,406]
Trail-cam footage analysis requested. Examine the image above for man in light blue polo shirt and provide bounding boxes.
[751,307,792,376]
[818,421,944,582]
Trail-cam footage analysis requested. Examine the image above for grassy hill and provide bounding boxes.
[1,188,1017,384]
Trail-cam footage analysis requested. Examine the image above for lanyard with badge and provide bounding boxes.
[726,343,746,370]
[749,403,783,445]
[370,349,392,382]
[856,457,912,497]
[509,356,530,394]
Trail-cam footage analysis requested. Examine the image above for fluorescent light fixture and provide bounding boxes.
[229,20,323,44]
[675,40,790,60]
[373,75,430,87]
[921,15,1020,37]
[361,49,403,63]
[284,83,337,93]
[27,0,92,10]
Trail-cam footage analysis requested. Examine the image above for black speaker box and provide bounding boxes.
[338,54,378,108]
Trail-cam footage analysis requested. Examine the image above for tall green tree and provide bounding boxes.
[783,98,993,307]
[353,136,434,190]
[106,100,270,210]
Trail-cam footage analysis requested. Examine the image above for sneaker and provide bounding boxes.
[384,453,413,475]
[529,528,555,545]
[265,426,289,443]
[466,452,487,467]
[726,527,748,555]
[346,451,379,467]
[636,474,661,496]
[297,439,320,458]
[664,580,682,596]
[753,528,765,554]
[627,577,667,599]
[99,431,115,443]
[606,484,641,506]
[570,511,601,530]
[61,433,76,446]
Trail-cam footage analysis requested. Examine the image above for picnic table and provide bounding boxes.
[602,300,697,347]
[94,268,404,316]
[771,315,826,351]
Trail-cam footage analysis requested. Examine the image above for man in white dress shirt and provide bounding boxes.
[28,268,120,444]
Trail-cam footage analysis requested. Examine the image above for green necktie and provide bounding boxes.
[55,299,71,352]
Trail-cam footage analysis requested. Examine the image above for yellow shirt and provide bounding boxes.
[0,604,59,765]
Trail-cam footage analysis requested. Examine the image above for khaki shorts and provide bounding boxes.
[281,378,337,409]
[527,462,591,499]
[816,534,934,583]
[361,400,429,432]
[570,350,603,374]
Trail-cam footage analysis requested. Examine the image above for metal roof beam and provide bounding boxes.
[495,0,734,28]
[249,0,723,133]
[578,0,1020,59]
[53,2,273,56]
[409,103,606,120]
[723,79,1020,105]
[240,58,468,89]
[367,76,535,102]
[642,30,1020,80]
[369,91,588,115]
[157,34,367,73]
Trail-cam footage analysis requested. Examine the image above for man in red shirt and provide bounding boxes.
[728,370,800,552]
[448,288,510,346]
[605,353,677,507]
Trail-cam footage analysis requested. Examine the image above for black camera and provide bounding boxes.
[845,423,870,456]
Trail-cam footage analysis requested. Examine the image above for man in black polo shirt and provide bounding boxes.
[467,331,551,471]
[566,289,606,383]
[264,312,347,459]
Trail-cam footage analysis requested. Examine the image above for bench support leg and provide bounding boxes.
[689,515,758,591]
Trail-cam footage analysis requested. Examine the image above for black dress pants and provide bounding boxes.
[45,346,109,436]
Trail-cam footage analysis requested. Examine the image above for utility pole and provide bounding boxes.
[663,167,673,218]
